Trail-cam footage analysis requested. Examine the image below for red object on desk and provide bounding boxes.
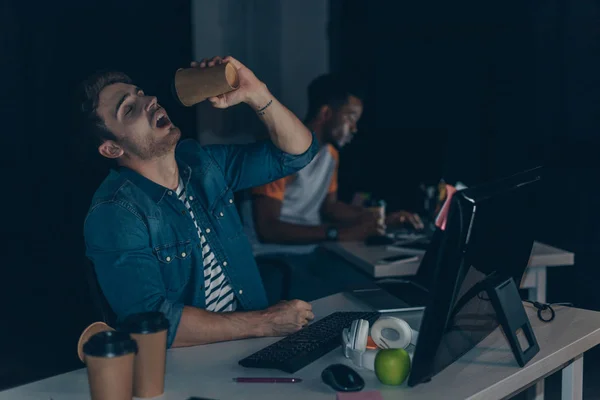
[435,184,457,231]
[366,336,378,350]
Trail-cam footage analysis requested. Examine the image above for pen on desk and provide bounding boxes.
[233,377,302,383]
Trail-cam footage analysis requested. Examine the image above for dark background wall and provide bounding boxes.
[332,0,600,310]
[0,0,194,388]
[332,0,538,208]
[2,0,600,390]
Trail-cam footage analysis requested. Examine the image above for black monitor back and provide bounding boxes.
[408,167,541,386]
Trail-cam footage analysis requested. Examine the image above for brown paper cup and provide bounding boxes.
[131,330,168,398]
[86,353,135,400]
[83,331,138,400]
[367,206,386,227]
[173,62,239,106]
[77,322,115,363]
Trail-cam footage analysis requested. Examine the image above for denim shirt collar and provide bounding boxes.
[117,160,193,203]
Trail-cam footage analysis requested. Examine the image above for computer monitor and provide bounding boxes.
[407,166,542,387]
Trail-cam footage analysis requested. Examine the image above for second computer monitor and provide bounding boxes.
[408,166,542,387]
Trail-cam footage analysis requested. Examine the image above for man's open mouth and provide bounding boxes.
[153,108,172,129]
[156,114,171,128]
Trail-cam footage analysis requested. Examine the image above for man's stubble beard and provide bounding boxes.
[125,127,181,161]
[328,126,347,150]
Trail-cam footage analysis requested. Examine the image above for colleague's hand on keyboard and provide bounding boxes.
[339,214,384,241]
[260,300,315,336]
[386,210,424,230]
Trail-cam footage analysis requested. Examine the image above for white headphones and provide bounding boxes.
[342,317,418,371]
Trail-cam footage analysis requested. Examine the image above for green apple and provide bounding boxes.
[374,348,411,385]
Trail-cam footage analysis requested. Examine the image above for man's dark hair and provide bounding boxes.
[305,73,363,122]
[77,70,133,148]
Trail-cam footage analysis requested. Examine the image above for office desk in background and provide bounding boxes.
[322,241,574,304]
[1,292,598,400]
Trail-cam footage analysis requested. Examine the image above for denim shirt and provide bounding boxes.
[84,134,318,347]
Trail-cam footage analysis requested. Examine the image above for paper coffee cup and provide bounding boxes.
[120,312,170,399]
[173,62,239,106]
[367,206,385,224]
[77,322,115,363]
[83,331,138,400]
[367,201,386,228]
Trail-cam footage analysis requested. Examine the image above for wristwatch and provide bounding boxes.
[326,226,339,241]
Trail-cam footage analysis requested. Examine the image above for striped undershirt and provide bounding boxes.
[176,179,237,313]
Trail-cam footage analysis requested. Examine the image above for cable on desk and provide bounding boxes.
[476,292,573,323]
[523,300,573,323]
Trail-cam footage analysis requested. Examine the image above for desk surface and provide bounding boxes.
[2,292,599,400]
[322,241,575,278]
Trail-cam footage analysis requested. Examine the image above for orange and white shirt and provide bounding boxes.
[240,144,339,254]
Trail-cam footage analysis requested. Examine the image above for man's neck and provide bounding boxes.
[305,119,325,144]
[121,153,180,191]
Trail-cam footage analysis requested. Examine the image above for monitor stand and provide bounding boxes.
[485,277,540,367]
[449,275,540,367]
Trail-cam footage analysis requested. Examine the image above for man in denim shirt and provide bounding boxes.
[81,56,318,348]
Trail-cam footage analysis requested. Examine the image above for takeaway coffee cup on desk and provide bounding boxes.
[367,200,386,230]
[172,61,240,106]
[77,321,115,363]
[120,312,170,398]
[83,330,138,400]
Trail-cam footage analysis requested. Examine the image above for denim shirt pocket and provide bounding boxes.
[212,189,244,240]
[154,239,193,293]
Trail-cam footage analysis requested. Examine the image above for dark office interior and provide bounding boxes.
[2,0,600,398]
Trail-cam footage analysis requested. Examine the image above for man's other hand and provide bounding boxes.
[259,300,315,337]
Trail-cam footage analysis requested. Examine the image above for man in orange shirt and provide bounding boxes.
[243,74,422,256]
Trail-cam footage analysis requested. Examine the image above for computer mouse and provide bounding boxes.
[365,235,395,246]
[321,364,365,392]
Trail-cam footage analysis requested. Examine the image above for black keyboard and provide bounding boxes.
[238,311,381,373]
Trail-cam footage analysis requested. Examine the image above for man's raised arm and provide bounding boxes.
[181,56,318,192]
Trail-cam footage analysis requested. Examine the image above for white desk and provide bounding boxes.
[2,293,599,400]
[322,241,574,304]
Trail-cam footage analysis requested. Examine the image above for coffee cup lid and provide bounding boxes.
[120,311,169,334]
[83,330,137,358]
[77,322,115,362]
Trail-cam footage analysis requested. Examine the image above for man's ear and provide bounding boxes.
[317,104,334,122]
[98,140,124,159]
